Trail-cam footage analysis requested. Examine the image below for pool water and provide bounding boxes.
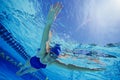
[0,0,120,80]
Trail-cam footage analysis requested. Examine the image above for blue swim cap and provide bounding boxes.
[50,44,61,56]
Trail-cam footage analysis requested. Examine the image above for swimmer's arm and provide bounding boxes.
[37,2,62,56]
[46,31,52,53]
[59,53,87,59]
[53,60,105,72]
[58,53,71,58]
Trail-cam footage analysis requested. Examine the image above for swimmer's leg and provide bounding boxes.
[22,59,30,69]
[16,59,31,75]
[54,60,105,72]
[17,67,37,76]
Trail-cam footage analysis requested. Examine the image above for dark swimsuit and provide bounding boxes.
[30,56,46,69]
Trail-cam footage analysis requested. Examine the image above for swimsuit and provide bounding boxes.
[30,56,46,69]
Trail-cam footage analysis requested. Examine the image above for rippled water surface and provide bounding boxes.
[0,0,120,80]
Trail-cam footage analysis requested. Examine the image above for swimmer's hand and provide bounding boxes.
[47,2,62,25]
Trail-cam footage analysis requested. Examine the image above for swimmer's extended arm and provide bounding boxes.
[58,53,71,58]
[46,31,52,53]
[37,2,62,56]
[53,60,105,72]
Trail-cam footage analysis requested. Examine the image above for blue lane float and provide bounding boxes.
[0,23,30,60]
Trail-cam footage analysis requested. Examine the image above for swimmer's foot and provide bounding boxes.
[16,70,26,76]
[16,68,25,76]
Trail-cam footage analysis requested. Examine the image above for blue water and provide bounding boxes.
[0,0,120,80]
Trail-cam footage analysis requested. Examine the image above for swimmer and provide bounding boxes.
[63,49,105,65]
[16,2,105,76]
[105,43,120,47]
[70,50,116,65]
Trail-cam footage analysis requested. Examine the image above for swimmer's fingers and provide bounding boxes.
[53,2,62,11]
[51,2,62,21]
[47,2,62,21]
[49,2,62,14]
[54,2,62,15]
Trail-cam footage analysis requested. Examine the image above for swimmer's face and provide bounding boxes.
[45,52,58,63]
[49,52,58,59]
